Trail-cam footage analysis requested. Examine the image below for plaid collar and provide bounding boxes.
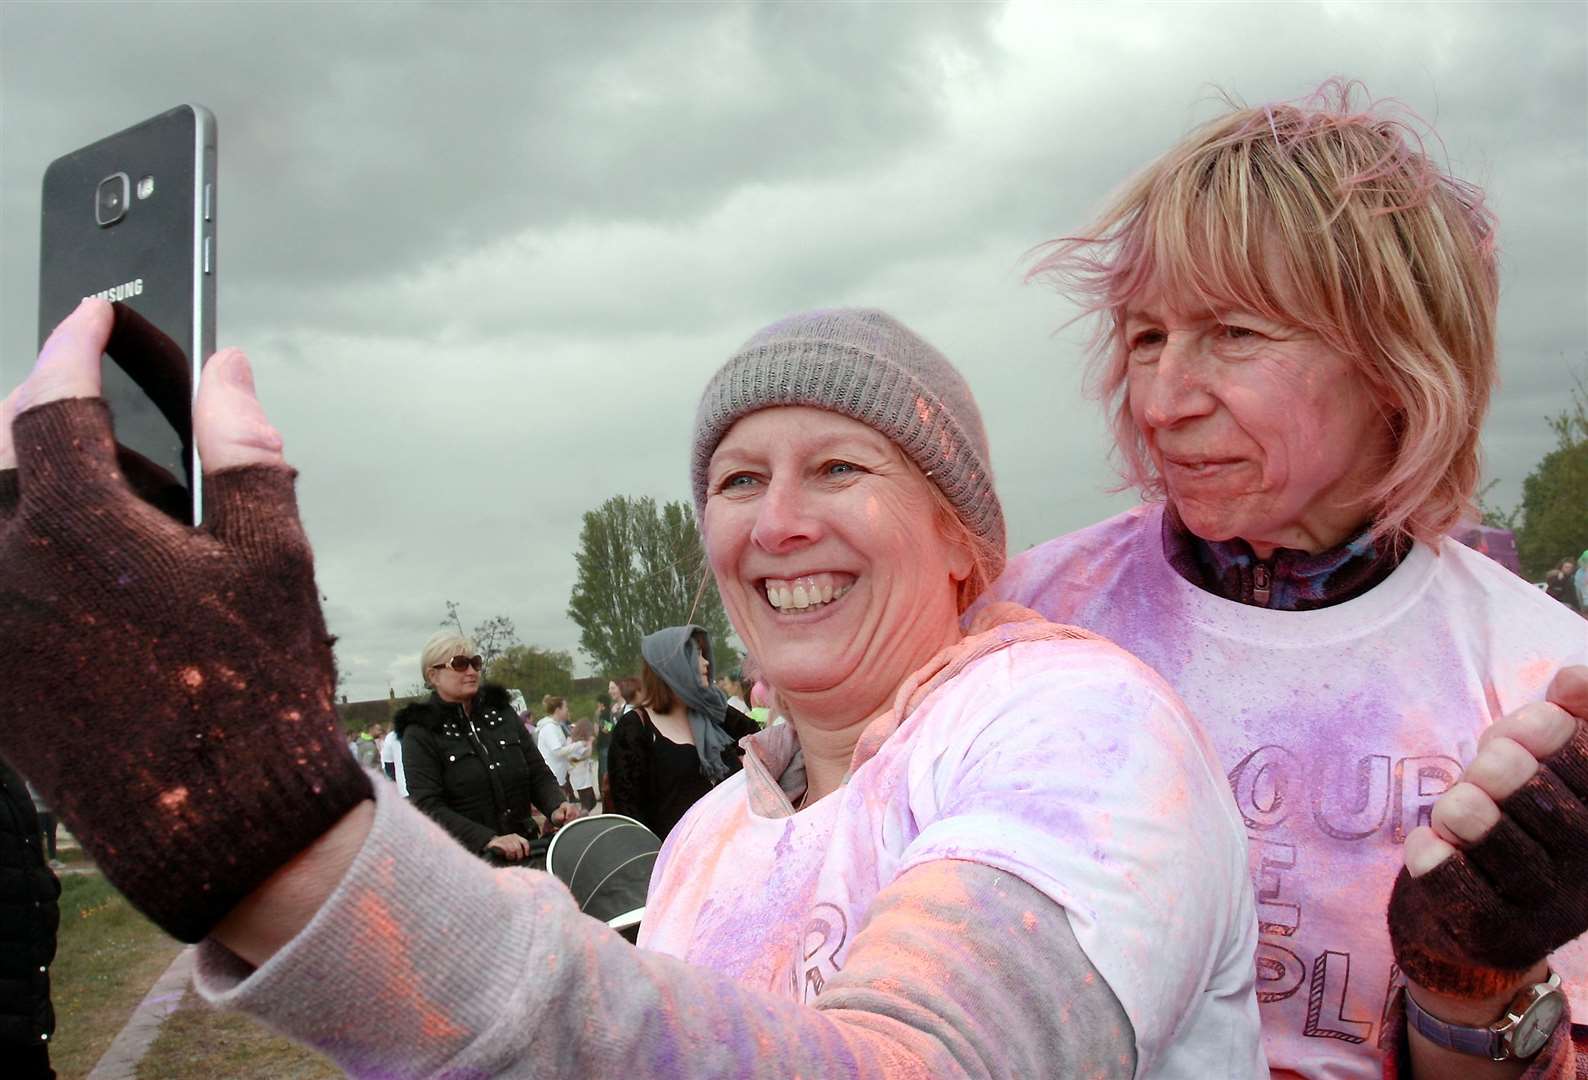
[1160,502,1409,611]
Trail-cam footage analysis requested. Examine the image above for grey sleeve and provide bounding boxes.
[193,780,1134,1079]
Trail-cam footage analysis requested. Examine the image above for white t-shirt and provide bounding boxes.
[380,729,406,797]
[536,718,572,786]
[982,503,1588,1079]
[567,741,597,791]
[643,613,1264,1078]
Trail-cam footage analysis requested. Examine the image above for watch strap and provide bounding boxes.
[1403,986,1505,1059]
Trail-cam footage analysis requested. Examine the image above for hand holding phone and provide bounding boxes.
[38,104,216,524]
[0,299,368,944]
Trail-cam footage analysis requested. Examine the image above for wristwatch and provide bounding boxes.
[1404,973,1567,1062]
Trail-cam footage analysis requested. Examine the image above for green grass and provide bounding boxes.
[50,872,183,1080]
[49,870,342,1078]
[136,990,343,1079]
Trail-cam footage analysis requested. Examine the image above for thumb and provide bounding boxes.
[0,385,20,472]
[195,349,286,472]
[1404,824,1457,877]
[1547,666,1588,725]
[13,297,112,414]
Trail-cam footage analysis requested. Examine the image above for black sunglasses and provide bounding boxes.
[431,654,483,673]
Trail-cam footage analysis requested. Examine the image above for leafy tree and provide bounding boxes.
[486,645,574,709]
[1476,479,1520,531]
[438,601,521,666]
[568,495,740,679]
[471,614,521,667]
[1514,386,1588,581]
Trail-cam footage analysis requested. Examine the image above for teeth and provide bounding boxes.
[764,573,855,610]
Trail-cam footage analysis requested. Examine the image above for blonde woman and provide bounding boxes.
[397,632,578,862]
[986,81,1588,1078]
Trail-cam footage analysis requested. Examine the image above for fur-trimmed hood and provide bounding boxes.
[394,683,515,737]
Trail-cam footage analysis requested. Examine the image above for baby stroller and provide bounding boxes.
[544,814,661,943]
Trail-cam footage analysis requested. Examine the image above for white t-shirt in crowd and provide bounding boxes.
[643,613,1264,1078]
[981,503,1588,1079]
[381,729,406,797]
[536,718,573,787]
[567,741,597,792]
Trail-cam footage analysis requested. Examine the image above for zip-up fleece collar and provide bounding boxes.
[393,684,513,737]
[1161,501,1409,611]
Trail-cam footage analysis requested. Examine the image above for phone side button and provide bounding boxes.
[203,235,213,274]
[204,182,213,221]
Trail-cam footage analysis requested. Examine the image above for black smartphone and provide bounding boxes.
[38,104,217,525]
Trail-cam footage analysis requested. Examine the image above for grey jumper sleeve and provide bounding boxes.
[194,780,1135,1079]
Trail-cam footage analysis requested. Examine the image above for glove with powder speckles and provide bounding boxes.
[0,393,370,943]
[1388,720,1588,999]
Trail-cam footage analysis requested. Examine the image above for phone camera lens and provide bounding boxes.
[96,172,130,227]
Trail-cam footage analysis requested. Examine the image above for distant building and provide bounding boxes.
[337,688,425,735]
[572,676,608,697]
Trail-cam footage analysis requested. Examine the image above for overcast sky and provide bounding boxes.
[3,2,1584,701]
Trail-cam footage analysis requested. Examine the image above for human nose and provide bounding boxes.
[749,475,822,553]
[1135,333,1216,429]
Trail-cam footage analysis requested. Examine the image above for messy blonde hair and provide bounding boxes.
[419,631,476,688]
[1028,79,1498,545]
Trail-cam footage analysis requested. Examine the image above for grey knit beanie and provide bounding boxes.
[690,308,1005,574]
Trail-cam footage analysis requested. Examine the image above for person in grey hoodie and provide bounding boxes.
[606,626,758,839]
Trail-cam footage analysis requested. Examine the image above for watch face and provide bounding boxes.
[1511,993,1567,1058]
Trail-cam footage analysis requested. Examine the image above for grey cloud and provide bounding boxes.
[3,1,1583,700]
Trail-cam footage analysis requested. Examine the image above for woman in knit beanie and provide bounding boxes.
[0,300,1261,1077]
[639,307,1263,1076]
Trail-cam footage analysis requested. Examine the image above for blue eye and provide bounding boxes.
[826,461,858,476]
[718,473,758,491]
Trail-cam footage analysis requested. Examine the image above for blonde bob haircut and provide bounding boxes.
[1028,79,1498,545]
[419,630,477,688]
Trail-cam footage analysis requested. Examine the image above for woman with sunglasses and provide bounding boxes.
[396,631,580,863]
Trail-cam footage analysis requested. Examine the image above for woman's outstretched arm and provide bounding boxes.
[201,780,1135,1080]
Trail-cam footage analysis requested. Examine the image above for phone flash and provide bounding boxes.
[136,175,155,200]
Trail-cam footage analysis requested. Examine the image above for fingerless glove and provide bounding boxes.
[1388,720,1588,999]
[0,397,371,942]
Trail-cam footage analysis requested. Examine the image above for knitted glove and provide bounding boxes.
[0,394,371,943]
[1388,720,1588,999]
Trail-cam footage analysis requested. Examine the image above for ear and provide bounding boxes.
[948,542,973,584]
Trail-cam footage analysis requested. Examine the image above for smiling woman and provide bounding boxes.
[0,300,1263,1078]
[633,308,1264,1075]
